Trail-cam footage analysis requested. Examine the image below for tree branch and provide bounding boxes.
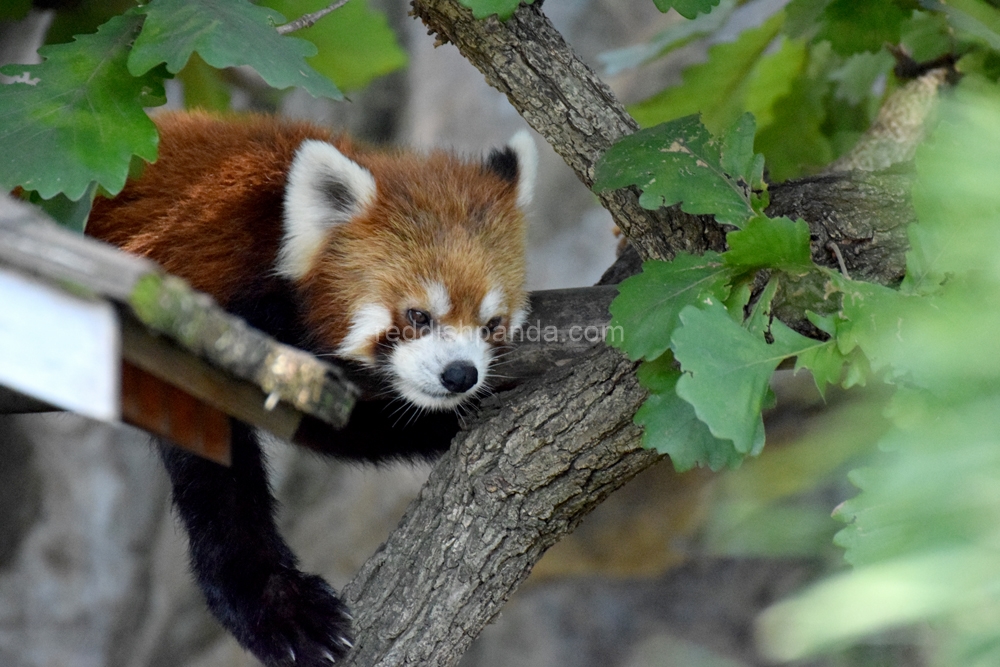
[410,0,921,282]
[337,2,929,664]
[342,346,652,666]
[275,0,350,35]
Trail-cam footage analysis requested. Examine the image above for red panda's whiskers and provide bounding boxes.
[385,397,413,424]
[403,404,428,429]
[391,404,417,429]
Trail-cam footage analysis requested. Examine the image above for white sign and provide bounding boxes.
[0,266,120,421]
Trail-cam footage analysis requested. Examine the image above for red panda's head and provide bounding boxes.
[277,133,537,410]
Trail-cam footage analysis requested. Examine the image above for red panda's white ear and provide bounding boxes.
[507,130,537,209]
[279,140,377,281]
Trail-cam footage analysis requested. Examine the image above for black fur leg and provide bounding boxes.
[239,569,354,665]
[160,421,354,665]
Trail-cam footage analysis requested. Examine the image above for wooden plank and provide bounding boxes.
[129,273,357,428]
[0,195,358,429]
[0,196,156,301]
[121,361,232,465]
[119,313,303,442]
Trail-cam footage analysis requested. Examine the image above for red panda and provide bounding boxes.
[86,111,537,666]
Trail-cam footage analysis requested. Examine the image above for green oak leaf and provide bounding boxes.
[941,0,1000,52]
[458,0,536,20]
[745,35,809,132]
[630,12,783,133]
[840,274,1000,392]
[673,298,826,454]
[784,0,831,39]
[793,313,846,399]
[828,50,895,105]
[607,252,733,361]
[831,273,990,390]
[598,0,736,77]
[795,340,846,399]
[900,10,953,63]
[593,115,760,228]
[899,221,946,295]
[817,0,914,56]
[724,215,813,273]
[908,76,1000,289]
[652,0,722,19]
[833,274,913,376]
[743,275,781,338]
[720,112,764,199]
[0,13,162,200]
[24,183,98,233]
[723,276,753,320]
[841,347,870,389]
[261,0,406,92]
[833,391,1000,567]
[741,281,796,413]
[635,354,742,472]
[129,0,342,100]
[753,45,834,182]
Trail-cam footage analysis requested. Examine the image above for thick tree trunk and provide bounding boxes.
[342,346,651,666]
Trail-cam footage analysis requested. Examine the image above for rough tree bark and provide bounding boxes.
[343,348,652,666]
[338,1,929,665]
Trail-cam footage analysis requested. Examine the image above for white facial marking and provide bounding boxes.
[279,140,377,281]
[510,307,528,332]
[337,303,392,362]
[389,326,491,410]
[506,130,537,209]
[478,287,504,323]
[424,281,452,317]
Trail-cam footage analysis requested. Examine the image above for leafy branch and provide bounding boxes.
[347,0,968,664]
[410,1,1000,664]
[591,111,849,470]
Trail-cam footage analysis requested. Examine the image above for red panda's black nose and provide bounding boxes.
[441,362,478,393]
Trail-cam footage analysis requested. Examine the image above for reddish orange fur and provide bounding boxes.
[301,148,527,355]
[87,111,528,353]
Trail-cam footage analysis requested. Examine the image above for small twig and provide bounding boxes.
[826,241,851,279]
[276,0,350,34]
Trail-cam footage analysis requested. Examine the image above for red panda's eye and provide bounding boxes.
[407,309,431,327]
[482,316,503,339]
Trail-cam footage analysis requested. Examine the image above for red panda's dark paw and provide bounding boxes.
[244,570,355,666]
